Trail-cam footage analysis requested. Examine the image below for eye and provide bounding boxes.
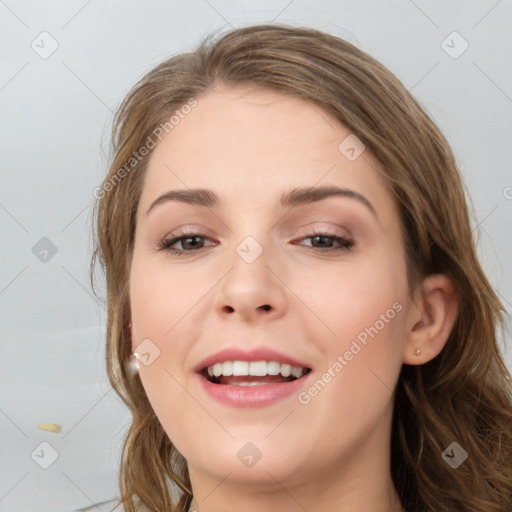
[157,230,355,256]
[295,231,355,252]
[157,232,216,255]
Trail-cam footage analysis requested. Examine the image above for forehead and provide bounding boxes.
[154,84,347,164]
[138,84,396,220]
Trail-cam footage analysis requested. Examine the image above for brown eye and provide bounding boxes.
[157,233,216,255]
[296,233,354,252]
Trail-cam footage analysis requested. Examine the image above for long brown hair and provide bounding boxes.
[90,24,512,512]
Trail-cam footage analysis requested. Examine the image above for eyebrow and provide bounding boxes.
[146,185,378,219]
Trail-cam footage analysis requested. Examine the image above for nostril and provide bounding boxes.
[261,304,271,311]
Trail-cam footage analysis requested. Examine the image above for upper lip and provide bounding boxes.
[194,347,311,373]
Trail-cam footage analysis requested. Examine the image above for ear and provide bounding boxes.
[403,274,459,365]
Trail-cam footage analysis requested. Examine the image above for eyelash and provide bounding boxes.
[157,229,355,256]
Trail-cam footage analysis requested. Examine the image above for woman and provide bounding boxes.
[91,24,512,512]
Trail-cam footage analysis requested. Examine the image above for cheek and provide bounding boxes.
[295,250,407,397]
[294,251,406,340]
[290,270,405,462]
[129,250,203,343]
[129,252,210,440]
[129,274,195,454]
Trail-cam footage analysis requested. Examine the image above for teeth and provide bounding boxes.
[280,364,292,377]
[267,361,281,375]
[206,360,307,379]
[249,361,267,376]
[232,361,249,376]
[213,363,222,377]
[222,361,233,376]
[233,381,267,386]
[291,366,303,379]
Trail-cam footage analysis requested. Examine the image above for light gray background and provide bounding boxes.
[1,1,511,510]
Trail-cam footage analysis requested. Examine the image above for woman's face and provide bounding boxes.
[130,84,412,495]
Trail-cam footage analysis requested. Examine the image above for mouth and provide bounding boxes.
[195,347,314,407]
[199,360,312,386]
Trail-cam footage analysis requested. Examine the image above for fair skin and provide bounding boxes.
[129,83,458,512]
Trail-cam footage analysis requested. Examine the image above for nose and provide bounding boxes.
[213,244,288,324]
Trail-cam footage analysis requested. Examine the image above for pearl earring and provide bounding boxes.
[127,352,140,376]
[414,348,421,356]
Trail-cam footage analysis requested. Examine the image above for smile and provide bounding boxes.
[195,347,313,407]
[198,361,312,407]
[203,360,310,386]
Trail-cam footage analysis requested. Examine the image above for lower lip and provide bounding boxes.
[197,373,311,408]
